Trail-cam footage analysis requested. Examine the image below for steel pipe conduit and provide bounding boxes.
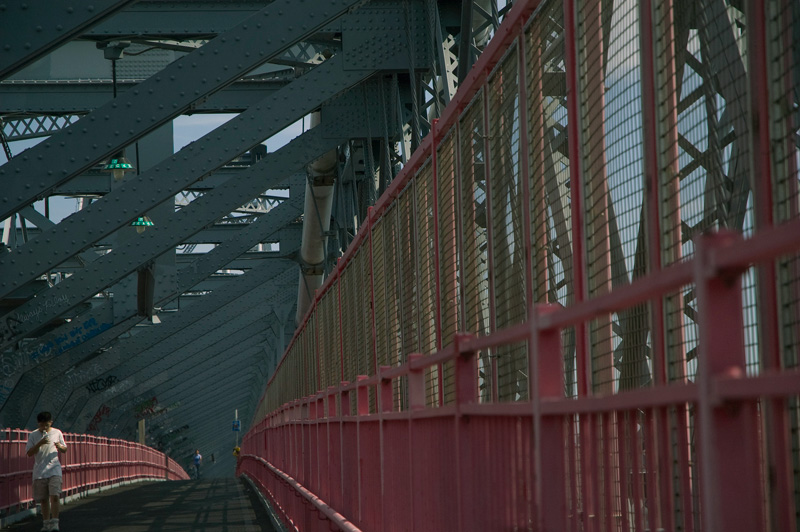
[296,113,337,325]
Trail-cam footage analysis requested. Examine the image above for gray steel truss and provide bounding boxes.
[0,0,367,222]
[0,55,375,302]
[85,326,272,434]
[73,318,274,432]
[0,0,137,80]
[1,193,305,422]
[0,126,346,350]
[35,262,297,429]
[67,282,294,433]
[0,0,524,465]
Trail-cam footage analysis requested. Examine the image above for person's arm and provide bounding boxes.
[25,433,47,457]
[55,431,67,453]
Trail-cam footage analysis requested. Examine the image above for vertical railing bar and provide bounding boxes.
[482,73,498,403]
[748,1,795,530]
[564,0,596,527]
[432,118,444,406]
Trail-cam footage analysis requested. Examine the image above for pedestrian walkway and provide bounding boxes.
[2,478,276,532]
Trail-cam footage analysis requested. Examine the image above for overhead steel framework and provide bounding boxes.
[0,0,513,475]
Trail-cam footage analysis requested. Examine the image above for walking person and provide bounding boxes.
[26,412,67,532]
[192,449,202,479]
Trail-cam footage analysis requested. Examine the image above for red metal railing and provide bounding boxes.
[240,0,800,530]
[0,429,189,516]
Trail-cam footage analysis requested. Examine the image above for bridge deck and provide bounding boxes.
[3,479,275,532]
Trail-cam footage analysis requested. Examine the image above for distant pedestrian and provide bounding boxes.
[26,412,67,532]
[192,449,202,479]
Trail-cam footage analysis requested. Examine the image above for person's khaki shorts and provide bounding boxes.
[33,476,62,501]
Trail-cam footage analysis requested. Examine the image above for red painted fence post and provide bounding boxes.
[454,334,477,532]
[533,304,567,532]
[695,231,763,532]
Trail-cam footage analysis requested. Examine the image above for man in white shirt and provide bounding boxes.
[26,412,67,532]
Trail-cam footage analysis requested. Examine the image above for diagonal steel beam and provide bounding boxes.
[0,56,372,301]
[83,332,268,433]
[0,0,364,220]
[102,375,260,439]
[90,334,268,433]
[0,127,344,350]
[22,299,273,429]
[1,196,304,419]
[0,0,138,80]
[40,264,296,424]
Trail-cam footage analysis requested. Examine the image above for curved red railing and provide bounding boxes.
[0,429,189,517]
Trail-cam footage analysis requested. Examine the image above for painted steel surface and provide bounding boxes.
[241,0,800,530]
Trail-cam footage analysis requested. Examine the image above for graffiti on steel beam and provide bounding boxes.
[0,384,12,405]
[87,404,111,432]
[134,397,159,419]
[0,294,70,345]
[137,401,182,421]
[0,316,113,384]
[85,375,119,394]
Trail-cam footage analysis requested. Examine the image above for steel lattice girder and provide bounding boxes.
[116,377,261,451]
[0,0,367,221]
[0,55,373,303]
[78,326,270,433]
[69,300,286,433]
[87,328,271,434]
[0,126,345,351]
[139,382,261,457]
[0,186,304,401]
[144,371,266,444]
[0,0,137,80]
[2,198,304,423]
[34,264,296,428]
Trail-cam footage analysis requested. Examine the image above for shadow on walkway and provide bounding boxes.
[3,478,276,532]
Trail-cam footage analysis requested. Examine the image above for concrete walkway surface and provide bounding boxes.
[2,478,276,532]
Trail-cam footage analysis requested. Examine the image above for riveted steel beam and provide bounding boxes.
[87,329,269,433]
[0,0,138,80]
[43,264,296,424]
[2,196,304,418]
[0,79,288,116]
[104,374,260,440]
[67,292,287,431]
[0,126,345,350]
[0,0,367,222]
[0,56,371,302]
[78,327,268,432]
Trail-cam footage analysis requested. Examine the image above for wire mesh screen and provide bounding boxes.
[459,92,493,402]
[383,206,404,370]
[319,289,339,390]
[341,263,356,386]
[356,249,374,380]
[415,162,440,406]
[416,162,438,356]
[770,0,800,226]
[437,131,459,404]
[373,217,388,366]
[525,2,577,398]
[399,182,419,358]
[768,5,800,519]
[488,46,528,402]
[304,320,317,397]
[578,0,651,395]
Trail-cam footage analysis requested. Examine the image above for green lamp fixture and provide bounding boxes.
[103,150,135,181]
[131,215,155,234]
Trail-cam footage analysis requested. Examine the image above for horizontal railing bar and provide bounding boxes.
[246,454,363,532]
